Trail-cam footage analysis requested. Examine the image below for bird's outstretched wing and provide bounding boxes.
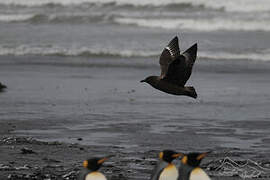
[181,43,197,85]
[159,36,181,78]
[163,43,197,86]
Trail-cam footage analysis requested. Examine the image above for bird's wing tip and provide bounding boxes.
[185,43,198,54]
[166,36,180,58]
[191,43,197,49]
[172,36,178,41]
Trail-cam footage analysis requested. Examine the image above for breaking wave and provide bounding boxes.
[0,13,114,23]
[1,13,270,33]
[200,51,270,62]
[0,14,35,22]
[114,17,270,32]
[0,0,269,32]
[0,45,158,58]
[0,0,270,12]
[1,45,270,62]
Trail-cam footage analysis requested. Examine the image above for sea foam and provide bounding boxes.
[114,17,270,32]
[1,44,270,62]
[0,0,270,12]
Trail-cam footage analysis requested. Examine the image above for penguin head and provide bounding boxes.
[83,156,111,171]
[159,150,183,163]
[181,152,209,167]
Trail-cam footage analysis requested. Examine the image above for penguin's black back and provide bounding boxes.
[178,163,193,180]
[150,160,168,180]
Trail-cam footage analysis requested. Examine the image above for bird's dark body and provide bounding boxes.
[141,36,198,98]
[147,76,191,96]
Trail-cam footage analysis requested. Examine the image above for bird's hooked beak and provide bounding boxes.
[140,79,146,83]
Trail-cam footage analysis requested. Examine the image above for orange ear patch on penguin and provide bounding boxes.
[83,160,88,168]
[181,155,188,164]
[159,152,164,159]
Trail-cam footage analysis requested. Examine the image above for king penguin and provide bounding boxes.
[150,150,183,180]
[178,152,211,180]
[79,156,111,180]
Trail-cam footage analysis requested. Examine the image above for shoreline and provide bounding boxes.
[1,126,270,179]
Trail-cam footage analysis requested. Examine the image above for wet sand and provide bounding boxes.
[1,56,270,179]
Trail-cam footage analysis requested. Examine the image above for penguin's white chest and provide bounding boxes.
[190,168,211,180]
[159,164,179,180]
[85,171,107,180]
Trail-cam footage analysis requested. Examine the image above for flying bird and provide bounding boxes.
[150,150,183,180]
[140,36,198,99]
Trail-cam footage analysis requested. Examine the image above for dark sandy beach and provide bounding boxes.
[1,55,270,179]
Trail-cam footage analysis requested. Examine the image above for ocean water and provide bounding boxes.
[0,0,270,61]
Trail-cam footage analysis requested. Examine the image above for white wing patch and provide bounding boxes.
[190,168,211,180]
[165,47,175,58]
[159,164,179,180]
[85,171,107,180]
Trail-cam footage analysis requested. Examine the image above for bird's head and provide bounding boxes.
[140,76,158,84]
[0,82,7,89]
[83,156,112,171]
[181,152,210,167]
[159,150,183,163]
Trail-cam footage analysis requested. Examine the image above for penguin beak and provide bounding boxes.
[97,155,113,164]
[181,155,188,164]
[196,151,211,160]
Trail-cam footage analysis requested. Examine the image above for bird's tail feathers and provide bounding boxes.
[186,86,197,99]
